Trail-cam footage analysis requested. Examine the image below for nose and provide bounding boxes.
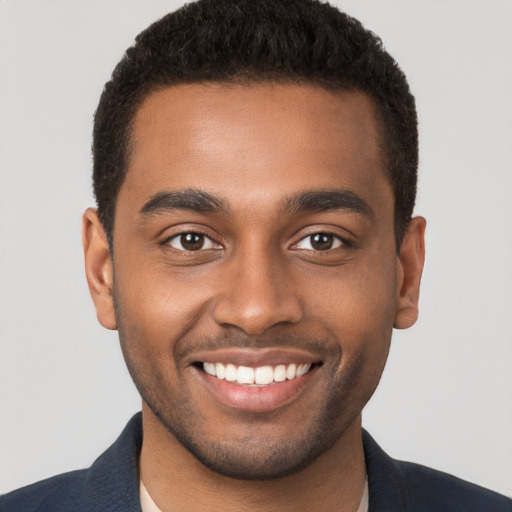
[212,248,303,335]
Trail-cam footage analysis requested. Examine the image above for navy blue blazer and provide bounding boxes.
[1,413,510,511]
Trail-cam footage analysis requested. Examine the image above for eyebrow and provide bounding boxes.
[138,187,374,221]
[139,189,229,218]
[283,190,374,219]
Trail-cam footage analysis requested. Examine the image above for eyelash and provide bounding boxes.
[162,230,351,252]
[163,231,221,252]
[292,232,350,251]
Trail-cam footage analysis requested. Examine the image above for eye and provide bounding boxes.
[294,233,344,251]
[166,232,220,251]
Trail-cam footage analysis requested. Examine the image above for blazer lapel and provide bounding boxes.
[73,413,143,512]
[363,430,410,512]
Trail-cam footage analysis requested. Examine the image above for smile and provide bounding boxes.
[190,348,324,411]
[202,362,312,386]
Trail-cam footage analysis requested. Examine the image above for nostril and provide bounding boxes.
[213,301,303,335]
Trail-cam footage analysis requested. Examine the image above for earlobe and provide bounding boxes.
[394,216,426,330]
[82,208,117,330]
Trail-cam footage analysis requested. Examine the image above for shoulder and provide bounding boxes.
[0,413,144,512]
[0,470,87,512]
[362,430,512,512]
[398,460,512,512]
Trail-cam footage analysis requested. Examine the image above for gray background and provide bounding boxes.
[1,0,511,496]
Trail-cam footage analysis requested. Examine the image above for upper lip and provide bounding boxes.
[188,347,322,367]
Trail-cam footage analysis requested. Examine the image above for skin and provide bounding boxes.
[83,83,425,511]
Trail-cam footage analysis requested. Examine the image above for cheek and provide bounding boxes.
[113,272,199,402]
[115,258,212,335]
[113,261,225,386]
[305,256,397,373]
[308,260,398,334]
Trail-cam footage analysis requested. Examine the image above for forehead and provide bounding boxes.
[121,82,390,216]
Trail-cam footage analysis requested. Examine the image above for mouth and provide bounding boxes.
[191,352,323,412]
[197,361,317,386]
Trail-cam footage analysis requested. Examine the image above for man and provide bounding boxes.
[1,0,510,510]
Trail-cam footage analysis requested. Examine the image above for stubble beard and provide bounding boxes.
[113,287,385,480]
[118,335,377,480]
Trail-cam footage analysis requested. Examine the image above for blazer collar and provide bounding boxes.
[363,430,410,511]
[75,412,143,512]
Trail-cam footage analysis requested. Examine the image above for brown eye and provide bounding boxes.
[310,233,334,250]
[294,233,343,251]
[180,233,204,250]
[167,232,219,251]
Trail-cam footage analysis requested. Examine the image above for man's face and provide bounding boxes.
[86,83,421,479]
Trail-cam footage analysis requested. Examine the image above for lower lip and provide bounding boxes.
[196,367,316,412]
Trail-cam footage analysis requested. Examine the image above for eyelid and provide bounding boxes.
[293,232,347,252]
[292,233,344,251]
[290,226,355,250]
[163,230,222,251]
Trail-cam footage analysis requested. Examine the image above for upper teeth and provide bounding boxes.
[203,362,312,385]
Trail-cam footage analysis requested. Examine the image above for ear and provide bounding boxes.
[394,216,426,330]
[82,208,117,330]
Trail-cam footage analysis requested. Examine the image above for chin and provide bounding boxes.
[144,387,359,481]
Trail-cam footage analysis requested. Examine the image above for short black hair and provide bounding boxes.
[93,0,418,248]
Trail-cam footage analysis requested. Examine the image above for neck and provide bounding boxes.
[139,403,366,512]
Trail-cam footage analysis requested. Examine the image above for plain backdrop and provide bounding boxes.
[1,0,511,497]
